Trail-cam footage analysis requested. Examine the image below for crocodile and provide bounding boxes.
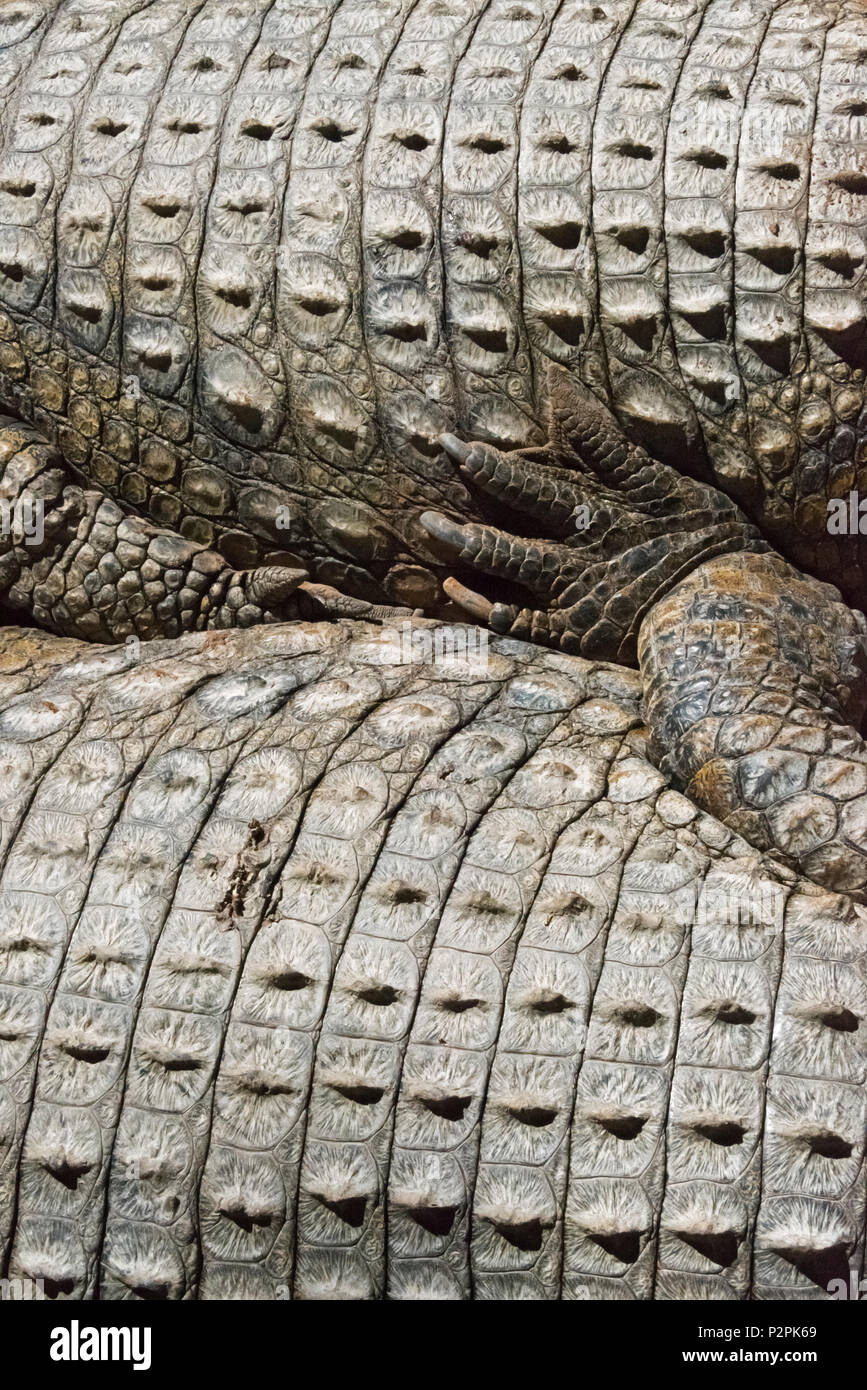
[0,0,864,1300]
[0,0,866,889]
[0,617,862,1301]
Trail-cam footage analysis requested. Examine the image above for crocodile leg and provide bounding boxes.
[425,372,867,899]
[421,368,770,665]
[641,552,867,901]
[0,416,414,642]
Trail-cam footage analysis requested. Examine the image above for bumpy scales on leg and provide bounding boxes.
[0,417,414,642]
[422,368,769,664]
[427,372,867,902]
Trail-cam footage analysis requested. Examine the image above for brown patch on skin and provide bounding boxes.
[201,632,234,652]
[687,761,740,822]
[217,818,268,923]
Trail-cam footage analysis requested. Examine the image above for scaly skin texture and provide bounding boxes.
[0,0,865,607]
[0,620,863,1301]
[0,0,866,1301]
[1,0,867,898]
[0,0,867,889]
[642,552,867,898]
[0,413,417,639]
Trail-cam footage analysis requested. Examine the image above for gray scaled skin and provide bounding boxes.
[0,620,862,1301]
[0,0,866,893]
[0,0,864,1301]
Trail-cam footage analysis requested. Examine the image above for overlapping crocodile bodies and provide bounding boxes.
[0,620,863,1300]
[0,0,865,1306]
[0,0,865,609]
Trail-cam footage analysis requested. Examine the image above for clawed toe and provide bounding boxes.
[442,577,494,624]
[245,566,309,608]
[439,434,473,467]
[429,369,768,663]
[295,582,418,624]
[420,509,471,557]
[438,427,586,537]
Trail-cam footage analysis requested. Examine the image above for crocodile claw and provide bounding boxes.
[440,421,590,539]
[439,433,473,467]
[442,575,554,648]
[420,510,575,595]
[441,576,493,624]
[295,582,419,624]
[428,369,766,664]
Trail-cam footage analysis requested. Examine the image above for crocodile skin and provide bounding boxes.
[0,0,865,1306]
[0,620,863,1300]
[0,0,864,609]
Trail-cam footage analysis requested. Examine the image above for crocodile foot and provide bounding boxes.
[420,366,766,666]
[0,417,414,642]
[427,371,867,902]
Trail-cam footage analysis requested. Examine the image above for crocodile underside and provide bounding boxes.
[0,0,866,607]
[0,619,863,1300]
